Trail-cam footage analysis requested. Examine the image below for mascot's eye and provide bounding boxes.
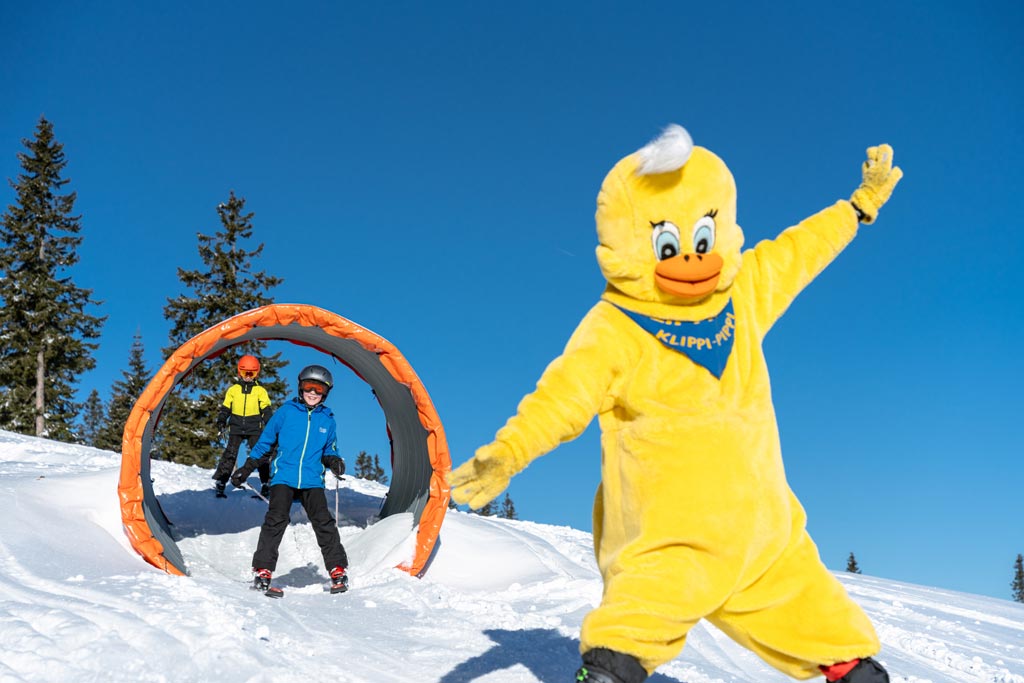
[650,221,681,261]
[692,214,716,254]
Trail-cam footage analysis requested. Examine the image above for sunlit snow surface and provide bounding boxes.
[1,429,1021,683]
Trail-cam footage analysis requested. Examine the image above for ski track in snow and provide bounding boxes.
[1,430,1022,683]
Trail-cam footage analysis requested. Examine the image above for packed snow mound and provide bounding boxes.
[1,429,1022,683]
[426,514,598,590]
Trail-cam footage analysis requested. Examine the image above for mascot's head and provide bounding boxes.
[596,125,744,308]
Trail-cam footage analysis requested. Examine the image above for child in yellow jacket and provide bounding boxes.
[212,354,274,497]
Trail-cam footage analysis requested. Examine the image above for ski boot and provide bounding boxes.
[822,658,890,683]
[329,566,349,594]
[575,648,647,683]
[214,481,227,498]
[252,568,272,592]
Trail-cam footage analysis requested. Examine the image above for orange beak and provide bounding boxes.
[654,252,723,299]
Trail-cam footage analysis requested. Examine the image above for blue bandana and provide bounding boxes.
[612,300,736,379]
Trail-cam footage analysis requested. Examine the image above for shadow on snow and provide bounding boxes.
[439,629,681,683]
[154,483,385,539]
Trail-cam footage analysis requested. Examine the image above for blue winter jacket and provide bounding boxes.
[248,397,339,489]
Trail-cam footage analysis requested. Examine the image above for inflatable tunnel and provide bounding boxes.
[118,304,451,577]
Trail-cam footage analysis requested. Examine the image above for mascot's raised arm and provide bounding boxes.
[450,124,901,683]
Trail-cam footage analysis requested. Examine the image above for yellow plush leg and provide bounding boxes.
[580,542,737,674]
[708,530,881,680]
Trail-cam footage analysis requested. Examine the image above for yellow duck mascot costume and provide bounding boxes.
[450,124,902,683]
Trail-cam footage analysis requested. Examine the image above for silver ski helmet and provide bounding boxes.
[298,364,334,399]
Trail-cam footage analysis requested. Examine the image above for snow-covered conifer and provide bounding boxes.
[0,116,104,440]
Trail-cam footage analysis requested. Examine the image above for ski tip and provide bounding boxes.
[264,587,284,598]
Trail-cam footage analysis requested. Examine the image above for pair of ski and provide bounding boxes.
[251,580,348,599]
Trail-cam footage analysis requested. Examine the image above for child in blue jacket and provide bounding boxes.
[231,364,348,593]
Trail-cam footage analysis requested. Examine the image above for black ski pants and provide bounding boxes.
[213,433,270,484]
[252,485,348,573]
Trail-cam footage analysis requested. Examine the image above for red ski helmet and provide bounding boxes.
[237,355,261,379]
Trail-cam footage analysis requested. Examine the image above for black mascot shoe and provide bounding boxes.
[838,658,889,683]
[574,664,622,683]
[575,648,647,683]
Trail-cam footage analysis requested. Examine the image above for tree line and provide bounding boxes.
[464,491,518,520]
[0,116,284,459]
[0,115,521,518]
[846,551,1024,604]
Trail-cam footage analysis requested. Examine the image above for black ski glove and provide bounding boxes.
[322,456,345,478]
[231,458,258,488]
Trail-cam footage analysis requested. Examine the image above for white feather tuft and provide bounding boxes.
[636,124,693,175]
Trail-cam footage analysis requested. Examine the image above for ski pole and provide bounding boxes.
[247,482,269,503]
[335,474,339,527]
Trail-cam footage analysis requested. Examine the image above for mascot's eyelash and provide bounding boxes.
[705,209,719,219]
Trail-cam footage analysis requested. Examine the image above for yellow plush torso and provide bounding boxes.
[589,296,792,582]
[508,200,856,581]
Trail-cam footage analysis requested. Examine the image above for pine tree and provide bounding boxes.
[846,552,862,574]
[158,192,284,467]
[0,116,105,440]
[353,451,390,483]
[372,454,389,484]
[79,389,105,447]
[500,492,517,520]
[476,500,495,517]
[1012,554,1024,603]
[355,451,371,478]
[94,332,150,452]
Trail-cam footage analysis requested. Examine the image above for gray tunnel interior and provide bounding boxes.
[138,323,433,575]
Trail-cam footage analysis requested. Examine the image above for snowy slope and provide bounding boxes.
[0,429,1021,683]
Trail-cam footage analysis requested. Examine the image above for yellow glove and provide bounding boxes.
[849,144,903,224]
[449,442,517,509]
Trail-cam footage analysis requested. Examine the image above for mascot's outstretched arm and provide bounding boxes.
[450,307,631,509]
[745,144,903,333]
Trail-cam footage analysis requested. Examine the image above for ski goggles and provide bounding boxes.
[240,369,258,380]
[300,381,328,396]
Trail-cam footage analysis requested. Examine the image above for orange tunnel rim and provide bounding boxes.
[118,303,451,578]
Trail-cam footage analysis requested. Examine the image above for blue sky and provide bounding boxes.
[2,2,1021,601]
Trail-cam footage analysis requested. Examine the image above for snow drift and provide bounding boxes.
[1,429,1022,683]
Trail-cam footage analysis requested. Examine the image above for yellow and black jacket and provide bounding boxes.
[216,381,273,436]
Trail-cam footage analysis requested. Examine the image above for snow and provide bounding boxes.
[0,429,1022,683]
